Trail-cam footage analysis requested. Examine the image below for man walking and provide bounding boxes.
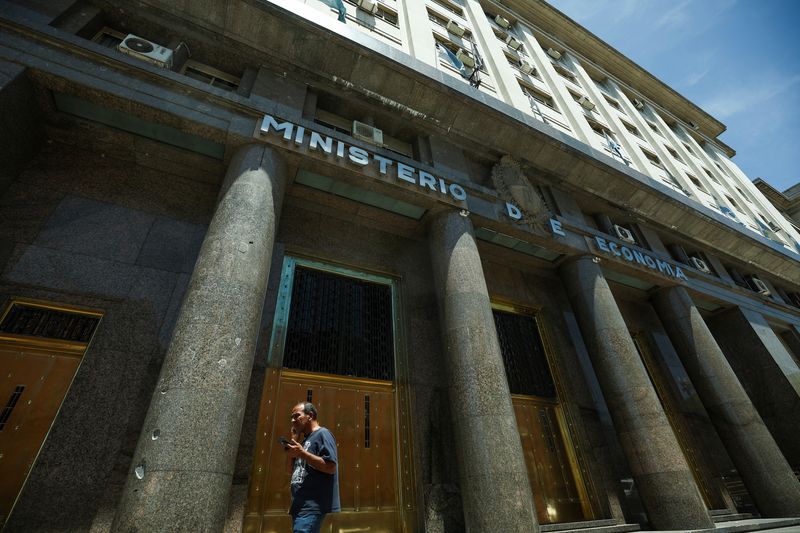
[285,402,340,533]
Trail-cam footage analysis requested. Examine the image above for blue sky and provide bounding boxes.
[548,0,800,193]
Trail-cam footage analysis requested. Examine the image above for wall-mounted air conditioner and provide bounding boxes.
[747,276,771,296]
[357,0,379,14]
[633,98,645,109]
[689,256,711,274]
[577,95,595,111]
[352,121,383,146]
[546,48,562,60]
[688,121,700,130]
[505,35,522,50]
[613,224,636,244]
[456,48,475,68]
[446,20,466,37]
[519,61,536,75]
[118,34,174,68]
[495,15,511,28]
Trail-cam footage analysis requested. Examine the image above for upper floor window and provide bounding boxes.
[621,120,641,139]
[664,145,683,163]
[642,149,663,168]
[430,0,463,17]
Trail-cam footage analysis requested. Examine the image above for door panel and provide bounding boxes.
[245,370,398,533]
[513,396,588,524]
[0,346,81,524]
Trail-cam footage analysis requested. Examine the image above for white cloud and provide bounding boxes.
[702,73,800,119]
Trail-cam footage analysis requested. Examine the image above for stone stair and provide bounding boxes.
[710,509,756,524]
[541,518,640,533]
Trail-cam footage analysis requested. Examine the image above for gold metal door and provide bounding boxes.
[245,369,399,533]
[632,334,727,510]
[0,299,99,527]
[513,395,591,524]
[0,341,82,525]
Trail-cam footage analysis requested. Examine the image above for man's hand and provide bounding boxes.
[285,439,304,459]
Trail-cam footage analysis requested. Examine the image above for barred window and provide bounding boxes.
[493,310,556,398]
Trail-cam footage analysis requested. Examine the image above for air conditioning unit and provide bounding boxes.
[577,95,595,111]
[456,48,475,68]
[495,15,511,28]
[446,20,466,37]
[747,276,771,296]
[505,35,522,50]
[519,60,536,75]
[546,47,562,60]
[613,224,636,244]
[688,120,700,130]
[357,0,379,14]
[689,256,711,274]
[352,121,384,146]
[117,34,174,68]
[633,98,645,109]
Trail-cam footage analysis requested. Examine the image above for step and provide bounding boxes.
[541,520,640,533]
[713,514,756,524]
[667,517,800,533]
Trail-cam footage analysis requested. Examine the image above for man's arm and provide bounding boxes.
[285,441,336,474]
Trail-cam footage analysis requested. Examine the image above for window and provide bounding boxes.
[586,118,611,137]
[646,121,663,136]
[682,142,695,156]
[702,167,720,183]
[642,149,663,168]
[346,0,399,26]
[427,8,449,28]
[621,120,641,138]
[664,145,683,163]
[181,60,240,92]
[686,174,705,192]
[91,26,126,48]
[431,0,463,17]
[725,195,740,209]
[521,83,557,110]
[603,95,624,112]
[552,62,578,85]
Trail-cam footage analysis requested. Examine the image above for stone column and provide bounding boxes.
[112,144,287,532]
[559,256,712,530]
[428,210,539,533]
[652,286,800,516]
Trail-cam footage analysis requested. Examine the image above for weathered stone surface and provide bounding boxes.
[652,286,800,517]
[428,209,539,533]
[111,144,287,532]
[559,255,712,529]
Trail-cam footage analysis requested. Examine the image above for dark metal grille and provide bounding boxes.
[0,385,25,431]
[0,303,99,343]
[283,267,394,380]
[493,310,556,397]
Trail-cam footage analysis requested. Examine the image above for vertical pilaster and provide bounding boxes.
[653,287,800,516]
[560,256,712,530]
[112,144,287,532]
[428,209,538,533]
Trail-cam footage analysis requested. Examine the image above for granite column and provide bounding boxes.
[560,256,712,529]
[112,144,288,531]
[428,210,539,533]
[652,286,800,516]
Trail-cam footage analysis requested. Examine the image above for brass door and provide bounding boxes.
[632,335,727,510]
[513,395,591,524]
[0,342,82,524]
[245,369,399,533]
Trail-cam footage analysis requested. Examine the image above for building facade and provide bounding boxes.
[1,0,800,532]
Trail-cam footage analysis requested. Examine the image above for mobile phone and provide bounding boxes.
[279,436,291,448]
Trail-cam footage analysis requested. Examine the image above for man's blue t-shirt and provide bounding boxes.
[290,427,341,516]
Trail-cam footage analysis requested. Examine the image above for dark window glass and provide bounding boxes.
[283,266,394,380]
[493,310,556,397]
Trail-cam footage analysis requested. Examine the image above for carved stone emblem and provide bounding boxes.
[491,155,551,226]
